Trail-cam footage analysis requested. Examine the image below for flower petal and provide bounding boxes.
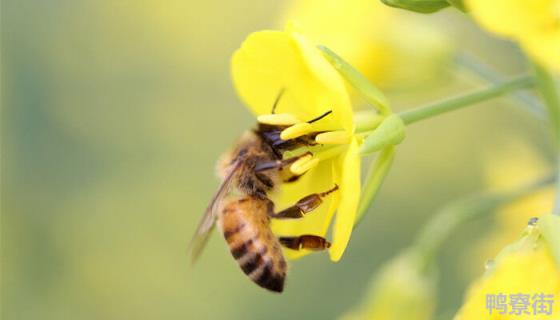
[270,160,340,260]
[466,0,556,38]
[329,138,361,261]
[466,0,560,72]
[522,30,560,72]
[231,30,353,133]
[455,248,560,319]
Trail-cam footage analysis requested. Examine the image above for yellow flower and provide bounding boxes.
[465,142,553,275]
[455,216,560,319]
[340,252,436,320]
[466,187,555,276]
[278,0,452,88]
[231,29,362,261]
[482,141,550,192]
[466,0,560,71]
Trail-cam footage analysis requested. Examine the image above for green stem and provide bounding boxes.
[398,75,535,125]
[533,63,560,217]
[454,53,545,117]
[413,173,554,271]
[534,63,560,143]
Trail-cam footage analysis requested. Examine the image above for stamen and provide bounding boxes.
[315,131,351,144]
[290,153,313,168]
[280,123,314,140]
[290,155,319,175]
[257,113,301,126]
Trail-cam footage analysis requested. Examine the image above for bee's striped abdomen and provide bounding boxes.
[218,197,287,293]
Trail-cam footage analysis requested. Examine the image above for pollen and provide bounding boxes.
[280,122,314,140]
[290,155,320,175]
[257,113,301,126]
[315,131,352,144]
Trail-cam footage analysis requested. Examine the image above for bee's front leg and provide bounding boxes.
[278,235,331,251]
[254,152,312,172]
[269,185,338,219]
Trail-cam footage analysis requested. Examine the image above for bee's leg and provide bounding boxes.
[282,173,304,183]
[269,185,338,219]
[278,235,331,251]
[254,152,312,172]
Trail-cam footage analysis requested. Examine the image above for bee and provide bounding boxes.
[189,91,338,293]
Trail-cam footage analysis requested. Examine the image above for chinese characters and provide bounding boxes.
[486,293,554,316]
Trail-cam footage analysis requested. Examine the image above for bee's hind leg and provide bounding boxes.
[269,185,338,219]
[278,235,331,251]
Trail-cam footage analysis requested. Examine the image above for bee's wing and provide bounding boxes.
[188,159,241,264]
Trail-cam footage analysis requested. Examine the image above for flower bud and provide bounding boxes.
[381,0,450,13]
[360,115,405,155]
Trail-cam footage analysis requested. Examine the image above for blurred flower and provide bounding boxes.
[340,251,436,320]
[231,28,363,261]
[482,140,550,192]
[278,0,453,89]
[466,0,560,72]
[454,216,560,319]
[473,188,554,264]
[466,142,552,275]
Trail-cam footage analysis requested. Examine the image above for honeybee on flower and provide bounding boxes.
[189,27,369,292]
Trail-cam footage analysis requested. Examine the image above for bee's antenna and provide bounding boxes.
[271,88,286,114]
[307,110,333,123]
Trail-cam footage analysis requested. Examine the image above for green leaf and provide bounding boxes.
[381,0,450,13]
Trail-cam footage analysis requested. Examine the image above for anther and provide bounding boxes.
[315,131,351,144]
[290,153,312,170]
[257,113,301,126]
[280,122,314,140]
[290,155,320,175]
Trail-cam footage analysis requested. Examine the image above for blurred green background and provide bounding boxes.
[1,1,552,319]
